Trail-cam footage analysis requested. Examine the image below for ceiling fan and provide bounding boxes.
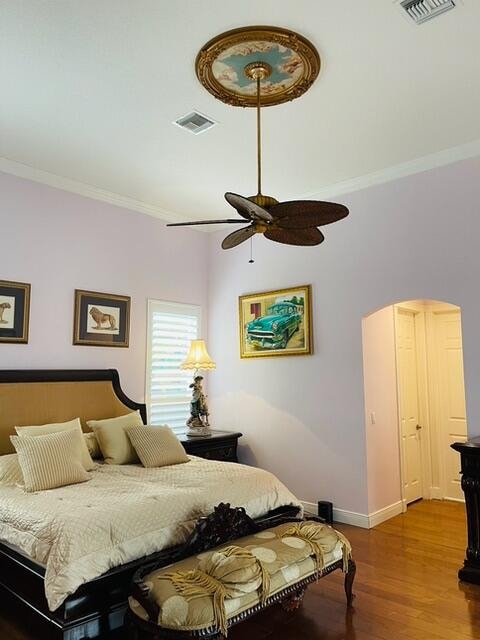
[167,28,349,251]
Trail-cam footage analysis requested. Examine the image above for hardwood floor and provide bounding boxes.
[1,500,478,639]
[229,500,478,640]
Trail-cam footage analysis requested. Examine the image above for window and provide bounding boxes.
[146,300,201,435]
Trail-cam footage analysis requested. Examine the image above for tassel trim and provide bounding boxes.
[281,522,352,575]
[160,545,269,637]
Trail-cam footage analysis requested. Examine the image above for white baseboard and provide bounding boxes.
[300,501,370,529]
[427,487,465,503]
[367,501,403,528]
[335,508,370,528]
[301,499,403,529]
[300,501,318,516]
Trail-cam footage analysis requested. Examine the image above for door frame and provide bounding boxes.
[394,303,433,509]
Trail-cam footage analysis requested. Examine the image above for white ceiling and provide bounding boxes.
[1,0,480,224]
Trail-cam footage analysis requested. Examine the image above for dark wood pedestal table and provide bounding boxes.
[452,437,480,584]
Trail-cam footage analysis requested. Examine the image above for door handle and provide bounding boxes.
[416,424,422,431]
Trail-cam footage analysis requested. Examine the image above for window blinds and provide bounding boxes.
[146,300,201,435]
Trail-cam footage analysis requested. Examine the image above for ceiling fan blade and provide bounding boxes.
[269,201,349,229]
[264,227,325,246]
[166,219,247,227]
[225,192,273,222]
[221,225,256,249]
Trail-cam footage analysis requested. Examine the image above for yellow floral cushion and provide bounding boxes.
[129,521,351,635]
[83,432,102,459]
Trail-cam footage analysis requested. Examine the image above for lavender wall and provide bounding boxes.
[3,156,480,518]
[207,157,480,516]
[0,172,208,402]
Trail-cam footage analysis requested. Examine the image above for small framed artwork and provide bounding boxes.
[73,290,130,347]
[0,280,31,344]
[239,284,313,358]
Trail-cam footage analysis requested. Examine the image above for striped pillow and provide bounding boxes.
[126,426,189,468]
[15,418,95,471]
[10,429,91,492]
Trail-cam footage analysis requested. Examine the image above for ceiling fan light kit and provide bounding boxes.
[167,26,349,252]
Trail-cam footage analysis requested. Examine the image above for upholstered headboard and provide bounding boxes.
[0,369,147,455]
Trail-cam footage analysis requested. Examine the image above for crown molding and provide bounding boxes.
[2,138,480,228]
[0,156,178,223]
[299,138,480,201]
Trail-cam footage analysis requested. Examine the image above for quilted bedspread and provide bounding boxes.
[0,456,301,611]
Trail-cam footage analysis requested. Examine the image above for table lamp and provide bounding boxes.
[180,339,216,437]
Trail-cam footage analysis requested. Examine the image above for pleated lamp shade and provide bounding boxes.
[180,340,216,371]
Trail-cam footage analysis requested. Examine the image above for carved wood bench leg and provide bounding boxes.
[344,559,356,606]
[281,586,307,612]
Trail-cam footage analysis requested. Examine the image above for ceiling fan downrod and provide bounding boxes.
[243,62,278,210]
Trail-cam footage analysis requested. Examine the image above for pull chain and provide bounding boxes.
[249,236,255,264]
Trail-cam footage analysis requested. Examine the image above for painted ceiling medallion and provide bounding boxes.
[195,26,321,107]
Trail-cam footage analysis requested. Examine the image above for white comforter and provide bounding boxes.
[0,457,300,611]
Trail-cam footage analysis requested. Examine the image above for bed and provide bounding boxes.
[0,369,301,640]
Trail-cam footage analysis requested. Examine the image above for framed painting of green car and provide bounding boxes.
[239,285,313,358]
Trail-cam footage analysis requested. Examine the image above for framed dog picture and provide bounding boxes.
[73,290,130,347]
[0,280,31,344]
[239,285,313,358]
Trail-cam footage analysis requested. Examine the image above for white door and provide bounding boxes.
[432,311,467,501]
[395,308,423,504]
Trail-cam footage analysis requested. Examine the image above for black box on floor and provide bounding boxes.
[318,501,333,524]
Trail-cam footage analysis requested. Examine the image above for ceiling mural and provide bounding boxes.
[212,41,304,98]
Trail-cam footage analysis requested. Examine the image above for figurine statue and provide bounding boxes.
[186,375,211,436]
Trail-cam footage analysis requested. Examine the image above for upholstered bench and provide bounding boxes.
[127,504,356,639]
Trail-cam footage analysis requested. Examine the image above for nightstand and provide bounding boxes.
[180,430,243,463]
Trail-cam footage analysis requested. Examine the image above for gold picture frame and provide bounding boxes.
[0,280,31,344]
[239,285,313,358]
[73,289,130,347]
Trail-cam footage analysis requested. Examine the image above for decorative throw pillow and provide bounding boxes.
[10,430,91,492]
[84,432,102,460]
[126,426,189,468]
[0,454,24,486]
[15,418,95,471]
[87,411,144,465]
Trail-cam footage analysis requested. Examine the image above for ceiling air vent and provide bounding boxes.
[400,0,456,24]
[174,111,216,135]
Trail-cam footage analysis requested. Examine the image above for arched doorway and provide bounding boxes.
[362,299,467,523]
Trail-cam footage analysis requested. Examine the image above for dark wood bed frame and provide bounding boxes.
[0,369,301,640]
